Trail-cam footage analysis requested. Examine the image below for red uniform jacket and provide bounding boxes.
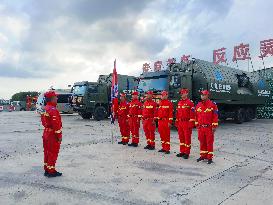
[157,99,173,124]
[41,103,62,139]
[176,98,195,122]
[195,100,219,128]
[128,99,142,117]
[117,101,129,118]
[142,99,157,119]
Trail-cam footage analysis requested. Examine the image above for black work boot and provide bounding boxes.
[176,153,184,157]
[47,171,62,178]
[148,146,155,150]
[122,142,128,145]
[144,145,150,149]
[207,159,213,164]
[128,143,138,147]
[44,171,49,177]
[197,157,205,162]
[118,141,124,145]
[165,151,170,154]
[158,149,165,153]
[182,154,189,159]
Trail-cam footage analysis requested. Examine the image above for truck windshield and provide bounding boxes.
[138,77,168,92]
[72,85,87,95]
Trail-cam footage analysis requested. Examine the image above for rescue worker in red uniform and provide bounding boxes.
[142,91,157,150]
[176,88,195,159]
[128,91,142,147]
[41,91,63,177]
[195,90,219,164]
[117,93,130,145]
[157,91,173,154]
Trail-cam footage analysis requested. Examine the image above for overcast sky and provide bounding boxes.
[0,0,273,99]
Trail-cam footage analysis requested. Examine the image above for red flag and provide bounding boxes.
[111,59,119,124]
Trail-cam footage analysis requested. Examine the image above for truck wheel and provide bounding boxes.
[94,106,107,121]
[80,112,92,119]
[245,108,253,122]
[234,108,245,124]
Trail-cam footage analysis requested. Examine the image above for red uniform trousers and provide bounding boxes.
[177,121,192,155]
[118,117,130,143]
[158,119,171,151]
[198,126,214,160]
[129,116,140,144]
[43,128,61,174]
[143,118,156,147]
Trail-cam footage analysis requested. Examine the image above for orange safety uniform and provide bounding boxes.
[41,100,62,174]
[117,100,130,143]
[142,99,157,147]
[195,99,218,160]
[157,99,173,151]
[176,98,195,155]
[128,99,142,144]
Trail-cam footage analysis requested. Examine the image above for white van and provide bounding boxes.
[36,91,74,114]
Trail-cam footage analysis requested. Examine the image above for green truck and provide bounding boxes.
[138,59,271,123]
[71,74,138,120]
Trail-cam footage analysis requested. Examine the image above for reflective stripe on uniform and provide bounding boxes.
[208,152,214,155]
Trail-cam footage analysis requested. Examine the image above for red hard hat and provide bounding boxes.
[201,90,210,95]
[180,88,189,94]
[161,91,168,96]
[132,91,139,96]
[146,91,153,95]
[44,91,58,98]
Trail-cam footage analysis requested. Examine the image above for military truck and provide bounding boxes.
[138,59,271,124]
[254,67,273,119]
[71,74,138,120]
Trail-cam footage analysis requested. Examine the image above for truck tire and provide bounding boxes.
[234,108,245,124]
[80,112,92,119]
[245,108,253,122]
[94,106,107,121]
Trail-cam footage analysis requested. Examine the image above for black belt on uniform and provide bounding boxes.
[199,124,211,127]
[177,118,190,121]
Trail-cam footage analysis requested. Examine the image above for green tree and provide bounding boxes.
[11,91,39,101]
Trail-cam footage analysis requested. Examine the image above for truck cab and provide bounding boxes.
[71,81,109,120]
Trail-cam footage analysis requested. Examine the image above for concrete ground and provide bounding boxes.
[0,111,273,205]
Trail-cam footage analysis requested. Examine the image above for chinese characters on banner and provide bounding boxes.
[167,58,176,65]
[233,43,251,61]
[213,48,227,65]
[259,39,273,58]
[181,55,191,63]
[142,63,151,73]
[142,38,273,73]
[213,38,273,66]
[154,61,162,71]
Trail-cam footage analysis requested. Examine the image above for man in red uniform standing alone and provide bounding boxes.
[41,91,63,177]
[195,90,218,164]
[176,88,195,159]
[157,91,173,154]
[142,91,157,150]
[128,91,142,147]
[117,93,130,145]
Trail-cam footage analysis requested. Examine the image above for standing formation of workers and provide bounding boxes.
[39,88,218,178]
[116,89,218,164]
